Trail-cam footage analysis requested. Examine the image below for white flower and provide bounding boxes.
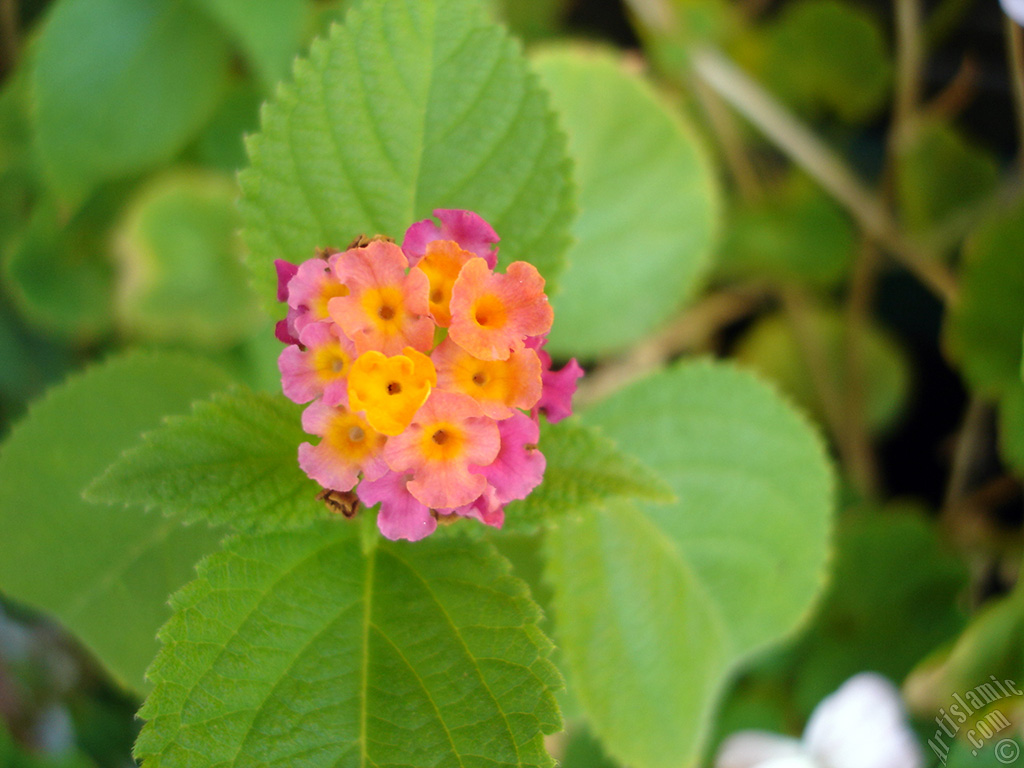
[1001,0,1024,26]
[716,673,924,768]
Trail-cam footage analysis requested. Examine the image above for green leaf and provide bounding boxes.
[943,738,1024,768]
[188,0,307,89]
[897,120,999,235]
[31,0,230,203]
[533,47,719,359]
[3,192,116,340]
[112,170,263,348]
[505,418,675,533]
[788,506,967,717]
[561,727,620,768]
[0,350,229,691]
[0,69,37,253]
[88,388,326,532]
[0,724,96,768]
[547,360,834,768]
[734,307,911,434]
[905,583,1024,718]
[491,0,570,42]
[759,0,890,122]
[999,381,1024,477]
[191,81,263,173]
[946,196,1024,397]
[717,173,854,289]
[136,522,562,768]
[240,0,575,311]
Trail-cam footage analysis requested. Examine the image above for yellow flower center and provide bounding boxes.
[313,281,349,320]
[348,348,436,436]
[312,343,352,383]
[472,293,507,330]
[414,240,472,327]
[323,410,383,463]
[360,285,405,333]
[420,421,466,462]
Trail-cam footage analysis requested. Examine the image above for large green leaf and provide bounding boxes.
[547,360,834,768]
[999,381,1024,477]
[897,120,998,236]
[31,0,230,203]
[505,419,675,533]
[136,522,562,768]
[716,173,854,289]
[3,192,116,340]
[189,0,307,89]
[113,170,262,348]
[946,196,1024,397]
[534,46,719,359]
[0,351,229,691]
[88,389,324,532]
[759,0,890,122]
[240,0,574,310]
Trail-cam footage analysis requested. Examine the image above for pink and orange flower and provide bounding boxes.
[276,210,581,541]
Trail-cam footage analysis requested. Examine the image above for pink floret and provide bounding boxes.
[275,315,300,346]
[278,322,354,406]
[275,259,299,302]
[474,412,546,504]
[452,485,505,529]
[402,209,499,268]
[287,255,345,334]
[358,471,437,542]
[384,390,500,510]
[528,336,583,424]
[539,356,584,424]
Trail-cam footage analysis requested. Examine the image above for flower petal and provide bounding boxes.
[802,673,923,768]
[383,390,499,509]
[715,732,806,768]
[329,241,433,355]
[358,471,437,541]
[449,258,552,361]
[474,412,545,504]
[402,208,499,268]
[287,255,349,332]
[433,337,542,418]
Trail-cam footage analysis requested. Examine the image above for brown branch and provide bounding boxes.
[925,55,979,121]
[1007,18,1024,173]
[691,46,960,305]
[0,0,18,78]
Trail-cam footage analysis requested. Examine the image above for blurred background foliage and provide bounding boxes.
[0,0,1023,765]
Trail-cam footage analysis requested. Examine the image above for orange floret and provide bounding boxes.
[412,239,475,327]
[448,258,553,361]
[432,337,541,419]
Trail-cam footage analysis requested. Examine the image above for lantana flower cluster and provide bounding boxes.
[275,209,583,541]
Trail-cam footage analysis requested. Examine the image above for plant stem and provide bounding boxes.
[692,75,763,203]
[941,398,994,517]
[0,0,18,77]
[842,241,882,499]
[1007,18,1024,173]
[894,0,924,148]
[691,45,960,304]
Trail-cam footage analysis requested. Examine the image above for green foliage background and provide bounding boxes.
[0,0,1022,766]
